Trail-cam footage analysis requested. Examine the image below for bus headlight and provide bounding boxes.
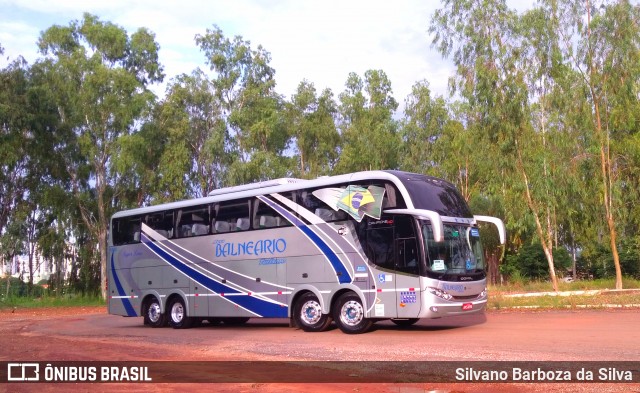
[479,288,487,299]
[428,287,453,301]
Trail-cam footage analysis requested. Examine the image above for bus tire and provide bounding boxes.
[167,297,193,329]
[333,292,373,334]
[391,318,419,327]
[294,292,332,332]
[143,296,166,328]
[221,317,250,325]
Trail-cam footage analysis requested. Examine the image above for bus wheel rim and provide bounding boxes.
[148,302,161,323]
[301,300,322,325]
[171,303,184,323]
[340,300,364,326]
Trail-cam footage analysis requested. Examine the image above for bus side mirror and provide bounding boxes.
[384,208,444,242]
[473,215,506,245]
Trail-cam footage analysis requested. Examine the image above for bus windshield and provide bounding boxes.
[421,221,485,279]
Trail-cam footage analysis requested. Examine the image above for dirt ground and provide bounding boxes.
[0,306,638,393]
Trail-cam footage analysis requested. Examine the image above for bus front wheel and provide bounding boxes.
[167,297,193,329]
[294,292,332,332]
[333,292,373,334]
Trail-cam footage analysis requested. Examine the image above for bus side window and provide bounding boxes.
[132,224,141,242]
[396,238,419,275]
[112,216,142,245]
[253,193,294,228]
[301,189,347,222]
[363,217,395,269]
[216,199,251,232]
[145,211,174,239]
[394,215,419,274]
[176,205,211,238]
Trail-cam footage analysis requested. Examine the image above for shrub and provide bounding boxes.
[501,243,571,281]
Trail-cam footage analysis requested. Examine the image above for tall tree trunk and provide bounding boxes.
[5,257,11,298]
[517,142,558,291]
[485,251,499,286]
[593,88,622,290]
[586,0,623,290]
[97,160,108,300]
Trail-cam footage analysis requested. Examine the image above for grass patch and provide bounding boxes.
[489,277,640,295]
[0,293,105,309]
[488,292,640,310]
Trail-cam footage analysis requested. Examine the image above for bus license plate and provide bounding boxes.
[462,303,473,311]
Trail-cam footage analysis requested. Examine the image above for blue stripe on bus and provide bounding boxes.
[256,195,306,226]
[110,253,136,317]
[142,235,288,318]
[257,195,352,284]
[298,225,351,283]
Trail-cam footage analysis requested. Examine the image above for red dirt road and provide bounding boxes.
[0,306,638,392]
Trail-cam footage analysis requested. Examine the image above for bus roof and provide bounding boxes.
[110,170,454,219]
[207,177,306,196]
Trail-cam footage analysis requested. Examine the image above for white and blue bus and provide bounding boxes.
[108,170,505,334]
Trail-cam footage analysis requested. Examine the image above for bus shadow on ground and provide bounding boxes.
[123,313,486,332]
[196,312,487,333]
[370,312,487,332]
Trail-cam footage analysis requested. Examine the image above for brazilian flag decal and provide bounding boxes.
[336,185,386,222]
[312,185,386,222]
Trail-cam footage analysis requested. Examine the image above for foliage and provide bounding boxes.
[502,243,572,281]
[2,4,640,295]
[0,277,44,299]
[487,292,640,310]
[0,279,104,309]
[195,25,292,185]
[578,238,640,279]
[286,80,340,178]
[336,70,400,172]
[36,13,164,298]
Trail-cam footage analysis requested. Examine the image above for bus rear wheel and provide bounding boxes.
[143,296,166,328]
[167,297,193,329]
[333,292,373,334]
[294,292,331,332]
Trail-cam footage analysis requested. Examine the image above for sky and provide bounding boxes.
[0,0,457,109]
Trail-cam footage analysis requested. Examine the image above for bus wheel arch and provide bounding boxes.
[142,294,166,328]
[292,291,332,332]
[166,294,193,329]
[332,291,373,334]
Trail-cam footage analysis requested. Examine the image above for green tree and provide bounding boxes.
[287,80,339,178]
[336,70,399,172]
[400,82,485,201]
[152,69,231,200]
[0,57,30,251]
[431,0,569,290]
[400,81,449,175]
[503,243,572,280]
[547,0,640,289]
[37,13,164,298]
[0,51,69,294]
[111,116,165,207]
[195,26,293,184]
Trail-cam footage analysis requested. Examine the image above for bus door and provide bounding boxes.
[363,216,397,318]
[363,215,421,318]
[394,215,422,318]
